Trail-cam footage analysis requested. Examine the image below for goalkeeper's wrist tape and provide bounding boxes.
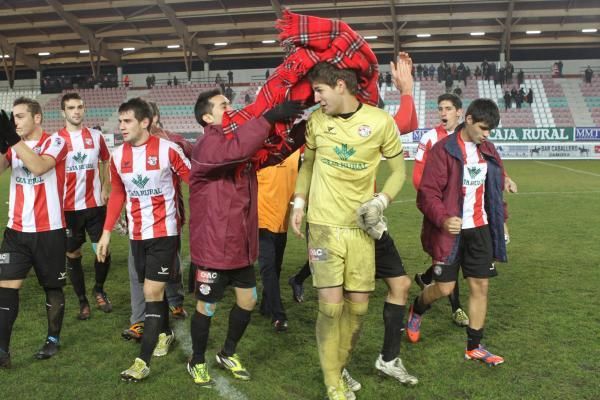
[374,193,390,209]
[293,197,306,210]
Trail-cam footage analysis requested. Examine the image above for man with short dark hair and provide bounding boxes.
[290,62,407,400]
[0,98,70,366]
[187,89,304,387]
[96,97,191,381]
[407,98,508,366]
[57,93,112,321]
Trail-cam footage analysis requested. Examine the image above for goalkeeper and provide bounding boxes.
[290,62,407,400]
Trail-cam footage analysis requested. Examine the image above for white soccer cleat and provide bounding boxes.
[375,354,418,386]
[341,368,361,392]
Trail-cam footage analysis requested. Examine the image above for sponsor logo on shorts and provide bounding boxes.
[58,272,67,280]
[433,265,443,276]
[309,248,328,262]
[490,263,496,271]
[158,266,169,275]
[0,253,10,264]
[196,270,217,284]
[65,229,72,238]
[199,284,211,295]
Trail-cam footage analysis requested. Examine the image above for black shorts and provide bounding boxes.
[130,236,180,283]
[0,228,67,288]
[65,206,106,253]
[433,226,497,282]
[375,232,407,279]
[193,264,256,303]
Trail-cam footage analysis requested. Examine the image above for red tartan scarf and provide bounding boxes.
[221,9,380,169]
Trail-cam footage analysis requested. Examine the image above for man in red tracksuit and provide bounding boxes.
[186,89,305,387]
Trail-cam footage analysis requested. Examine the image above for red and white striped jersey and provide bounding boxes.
[5,132,68,232]
[58,127,110,211]
[105,135,190,240]
[413,125,453,190]
[458,135,488,229]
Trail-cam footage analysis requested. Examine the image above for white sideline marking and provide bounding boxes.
[535,161,600,178]
[173,308,249,400]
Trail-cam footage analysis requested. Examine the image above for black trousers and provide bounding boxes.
[258,229,288,321]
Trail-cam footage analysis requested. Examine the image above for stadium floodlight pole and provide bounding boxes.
[500,0,515,63]
[270,0,283,18]
[0,34,39,87]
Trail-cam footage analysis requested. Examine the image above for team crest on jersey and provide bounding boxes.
[357,125,372,137]
[54,137,63,146]
[147,156,158,166]
[85,138,93,146]
[32,146,41,154]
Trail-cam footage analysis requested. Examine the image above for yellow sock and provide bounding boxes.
[338,298,369,370]
[316,301,344,387]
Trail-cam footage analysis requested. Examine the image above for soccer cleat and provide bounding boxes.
[288,276,304,303]
[326,386,347,400]
[153,329,175,357]
[375,354,418,386]
[34,338,59,360]
[77,301,91,320]
[341,368,361,392]
[452,308,470,327]
[215,352,251,380]
[406,304,422,343]
[338,375,356,400]
[169,305,188,320]
[273,319,288,333]
[120,357,150,381]
[0,349,11,369]
[465,345,504,366]
[187,361,214,388]
[122,322,144,341]
[92,289,113,313]
[414,273,426,290]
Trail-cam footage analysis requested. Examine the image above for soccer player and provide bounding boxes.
[96,98,191,381]
[412,93,470,327]
[290,62,407,400]
[407,98,507,366]
[187,89,304,387]
[0,98,69,366]
[288,54,419,390]
[121,101,190,342]
[57,93,112,320]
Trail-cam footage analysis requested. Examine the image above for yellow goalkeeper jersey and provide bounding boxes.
[305,104,403,228]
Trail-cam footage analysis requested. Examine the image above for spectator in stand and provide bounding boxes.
[552,63,559,78]
[481,60,489,80]
[451,63,457,80]
[225,86,234,102]
[173,76,179,86]
[584,66,593,84]
[498,66,506,87]
[517,69,524,87]
[503,91,511,111]
[417,64,423,81]
[515,88,524,109]
[378,73,384,88]
[557,61,563,77]
[429,64,435,81]
[437,62,445,83]
[227,70,233,85]
[151,75,156,87]
[493,68,500,87]
[490,63,497,84]
[526,89,534,106]
[265,69,270,80]
[457,62,465,82]
[215,73,222,85]
[423,65,429,81]
[474,66,482,80]
[385,71,392,88]
[510,86,517,101]
[445,73,454,93]
[146,75,152,89]
[123,75,130,88]
[506,62,514,83]
[244,93,251,105]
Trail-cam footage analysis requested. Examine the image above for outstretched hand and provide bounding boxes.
[389,52,414,95]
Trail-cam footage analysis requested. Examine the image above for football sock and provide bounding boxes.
[294,261,311,285]
[316,301,344,387]
[448,281,462,312]
[0,288,19,351]
[190,311,211,365]
[381,302,405,362]
[93,254,111,293]
[66,256,87,303]
[139,301,163,364]
[222,304,251,357]
[338,298,368,369]
[412,294,430,315]
[160,297,170,334]
[44,287,65,340]
[467,326,484,350]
